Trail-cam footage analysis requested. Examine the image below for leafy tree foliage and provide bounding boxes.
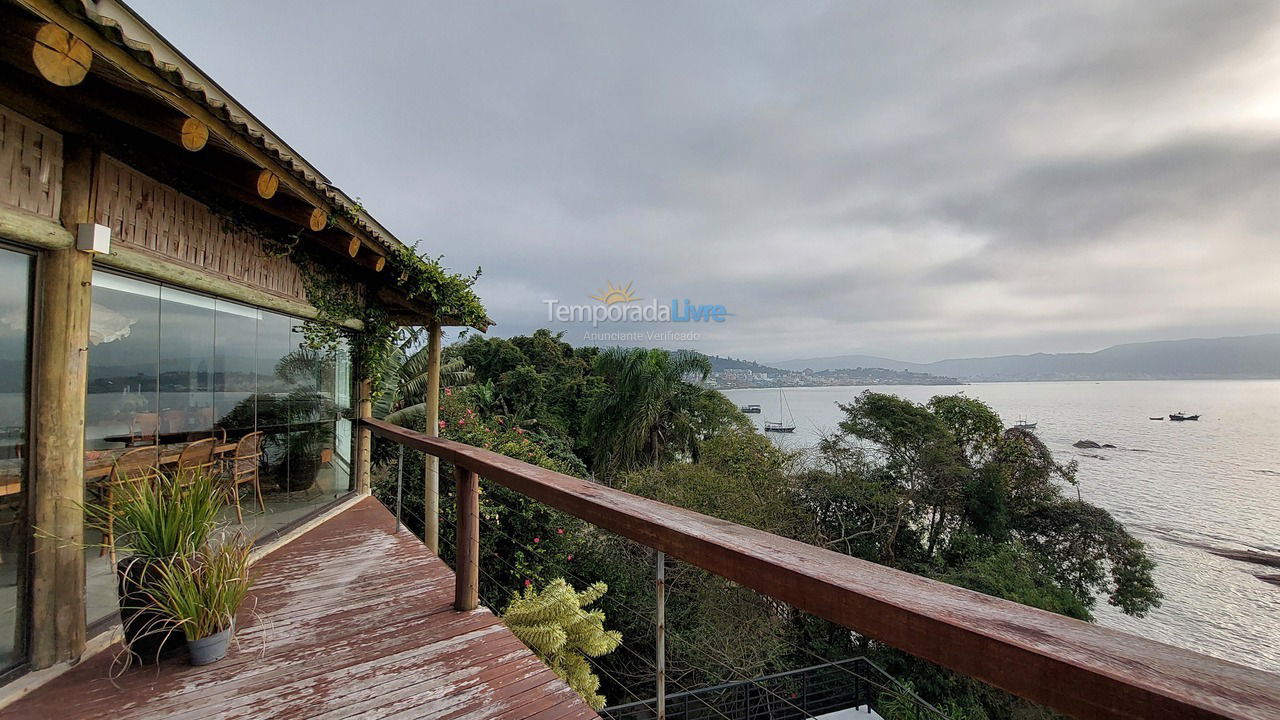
[369,334,1161,720]
[582,348,713,475]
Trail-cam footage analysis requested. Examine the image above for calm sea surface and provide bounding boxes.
[724,380,1280,674]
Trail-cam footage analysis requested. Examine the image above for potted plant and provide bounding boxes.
[85,469,223,662]
[146,535,254,665]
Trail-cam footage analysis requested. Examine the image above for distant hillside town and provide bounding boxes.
[698,355,961,389]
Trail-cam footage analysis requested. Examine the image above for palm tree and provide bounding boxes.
[374,340,473,426]
[582,348,712,475]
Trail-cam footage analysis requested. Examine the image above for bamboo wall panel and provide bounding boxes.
[0,103,63,220]
[93,155,307,302]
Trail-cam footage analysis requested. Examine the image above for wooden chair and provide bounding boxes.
[226,431,265,523]
[100,446,160,564]
[176,437,216,483]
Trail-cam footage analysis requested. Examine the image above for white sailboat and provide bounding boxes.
[764,386,796,433]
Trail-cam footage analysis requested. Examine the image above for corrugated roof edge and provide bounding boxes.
[65,0,405,254]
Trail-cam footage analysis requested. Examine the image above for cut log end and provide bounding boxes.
[32,24,92,87]
[308,207,328,232]
[179,118,208,151]
[255,170,280,199]
[347,237,361,258]
[374,256,386,272]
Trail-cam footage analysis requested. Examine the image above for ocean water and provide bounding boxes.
[724,381,1280,674]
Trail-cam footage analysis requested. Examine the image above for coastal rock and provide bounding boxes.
[1073,440,1102,449]
[1257,575,1280,587]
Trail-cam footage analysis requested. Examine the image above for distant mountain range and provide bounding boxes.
[770,333,1280,382]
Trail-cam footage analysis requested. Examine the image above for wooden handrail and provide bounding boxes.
[362,417,1280,720]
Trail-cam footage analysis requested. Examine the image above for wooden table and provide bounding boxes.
[83,443,236,481]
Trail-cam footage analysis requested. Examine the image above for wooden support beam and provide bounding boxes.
[31,22,89,86]
[0,205,73,249]
[423,322,442,555]
[374,256,386,272]
[453,465,479,612]
[179,117,208,151]
[355,379,372,494]
[29,139,93,669]
[255,169,279,199]
[16,0,384,259]
[346,236,360,258]
[308,207,328,232]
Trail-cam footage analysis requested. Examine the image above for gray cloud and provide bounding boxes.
[130,0,1280,361]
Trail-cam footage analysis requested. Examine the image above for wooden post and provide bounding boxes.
[29,140,94,668]
[423,322,442,554]
[453,465,479,612]
[355,379,372,494]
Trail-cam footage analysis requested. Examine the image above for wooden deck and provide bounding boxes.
[3,497,598,720]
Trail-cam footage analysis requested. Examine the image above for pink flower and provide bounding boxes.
[444,388,452,396]
[457,418,466,426]
[533,537,541,543]
[557,528,564,535]
[524,579,532,587]
[438,420,446,430]
[566,554,573,561]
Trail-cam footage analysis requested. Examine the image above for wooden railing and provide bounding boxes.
[362,417,1280,720]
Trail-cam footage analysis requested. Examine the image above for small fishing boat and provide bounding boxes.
[1014,417,1037,431]
[1148,416,1164,421]
[739,404,762,414]
[1169,412,1200,421]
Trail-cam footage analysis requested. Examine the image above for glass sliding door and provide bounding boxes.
[0,247,32,671]
[83,270,357,625]
[158,288,215,440]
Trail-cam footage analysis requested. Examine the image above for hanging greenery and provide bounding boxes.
[281,239,486,397]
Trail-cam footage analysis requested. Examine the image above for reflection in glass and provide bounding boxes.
[213,300,259,440]
[0,247,31,671]
[82,273,356,626]
[159,287,215,439]
[85,273,160,451]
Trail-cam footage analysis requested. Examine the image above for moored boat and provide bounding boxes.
[740,404,762,414]
[1169,412,1200,421]
[764,421,796,433]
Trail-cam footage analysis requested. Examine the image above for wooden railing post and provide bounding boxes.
[453,465,479,611]
[355,379,372,494]
[423,321,442,554]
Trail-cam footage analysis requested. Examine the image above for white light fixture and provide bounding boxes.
[76,223,111,254]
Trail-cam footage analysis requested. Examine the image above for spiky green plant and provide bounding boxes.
[84,469,224,559]
[502,578,622,709]
[146,535,254,642]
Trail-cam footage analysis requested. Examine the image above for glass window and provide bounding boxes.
[0,247,32,671]
[213,300,259,440]
[85,274,160,451]
[159,287,215,439]
[83,272,356,625]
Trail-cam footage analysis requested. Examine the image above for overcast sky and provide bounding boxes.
[130,0,1280,362]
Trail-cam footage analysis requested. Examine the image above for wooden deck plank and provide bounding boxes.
[3,497,599,720]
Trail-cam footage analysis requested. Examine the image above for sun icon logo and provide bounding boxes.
[590,281,641,305]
